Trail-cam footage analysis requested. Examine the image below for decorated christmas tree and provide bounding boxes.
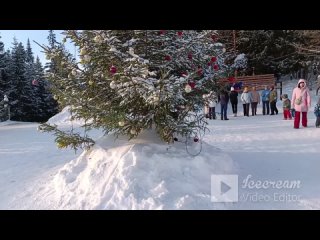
[39,30,236,150]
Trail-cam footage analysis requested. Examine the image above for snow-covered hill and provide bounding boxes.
[47,130,235,210]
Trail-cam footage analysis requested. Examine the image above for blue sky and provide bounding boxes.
[0,30,76,65]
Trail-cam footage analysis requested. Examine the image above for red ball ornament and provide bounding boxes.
[211,35,217,41]
[211,56,217,62]
[165,55,171,61]
[32,79,39,86]
[188,81,196,89]
[197,68,203,76]
[110,65,117,74]
[228,76,235,82]
[159,30,166,35]
[177,31,183,37]
[213,64,219,70]
[188,53,192,60]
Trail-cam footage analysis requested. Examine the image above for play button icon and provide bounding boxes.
[211,174,238,202]
[221,181,232,195]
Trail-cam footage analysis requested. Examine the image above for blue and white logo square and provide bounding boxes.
[211,174,238,202]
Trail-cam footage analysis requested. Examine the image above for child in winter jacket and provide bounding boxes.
[281,94,292,120]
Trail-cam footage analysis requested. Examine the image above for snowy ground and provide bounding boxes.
[1,79,320,209]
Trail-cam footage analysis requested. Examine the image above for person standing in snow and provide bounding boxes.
[269,85,278,115]
[316,75,320,95]
[203,91,217,119]
[218,89,229,120]
[229,87,238,117]
[203,93,210,119]
[281,94,292,120]
[291,79,311,128]
[261,85,270,115]
[241,87,251,117]
[314,97,320,128]
[250,86,260,116]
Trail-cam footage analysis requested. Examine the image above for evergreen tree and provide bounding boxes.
[34,56,58,121]
[237,30,306,75]
[10,39,34,121]
[40,30,234,150]
[0,36,7,95]
[2,49,14,98]
[43,30,60,112]
[0,36,8,120]
[45,30,58,74]
[25,38,39,120]
[26,39,34,63]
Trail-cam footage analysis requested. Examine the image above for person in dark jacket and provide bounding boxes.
[229,87,238,117]
[269,85,278,115]
[218,89,229,120]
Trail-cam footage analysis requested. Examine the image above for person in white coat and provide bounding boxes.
[241,87,252,117]
[203,91,217,119]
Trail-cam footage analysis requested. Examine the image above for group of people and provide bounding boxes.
[203,85,278,120]
[203,78,320,129]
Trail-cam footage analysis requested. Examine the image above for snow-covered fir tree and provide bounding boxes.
[45,30,59,75]
[40,30,236,149]
[237,30,306,75]
[43,30,62,113]
[24,39,39,120]
[34,56,59,121]
[9,39,37,121]
[0,39,13,99]
[1,49,16,111]
[0,38,9,120]
[0,38,7,95]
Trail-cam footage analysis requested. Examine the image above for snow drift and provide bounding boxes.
[48,129,236,209]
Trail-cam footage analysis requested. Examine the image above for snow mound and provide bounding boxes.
[48,129,236,209]
[47,106,85,127]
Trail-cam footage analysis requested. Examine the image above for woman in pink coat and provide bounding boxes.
[291,79,311,128]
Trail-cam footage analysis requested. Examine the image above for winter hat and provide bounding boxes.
[230,87,235,91]
[298,79,306,88]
